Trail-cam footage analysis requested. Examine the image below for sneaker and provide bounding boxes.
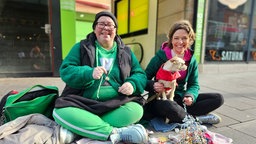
[196,113,221,124]
[110,124,148,144]
[59,126,77,144]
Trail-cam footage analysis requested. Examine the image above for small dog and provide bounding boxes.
[155,56,187,101]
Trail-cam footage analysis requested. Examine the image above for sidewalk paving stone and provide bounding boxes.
[229,120,256,138]
[216,105,256,122]
[224,97,256,110]
[1,71,256,143]
[213,127,256,144]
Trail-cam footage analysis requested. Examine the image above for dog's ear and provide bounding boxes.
[170,59,176,63]
[170,56,178,62]
[170,56,179,63]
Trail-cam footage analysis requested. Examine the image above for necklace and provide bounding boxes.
[95,48,115,99]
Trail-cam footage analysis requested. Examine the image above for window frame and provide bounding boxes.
[114,0,148,38]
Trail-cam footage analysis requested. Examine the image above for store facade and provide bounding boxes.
[0,0,109,77]
[1,0,255,77]
[204,0,256,63]
[0,0,62,77]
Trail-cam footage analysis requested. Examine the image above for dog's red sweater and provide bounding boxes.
[156,66,181,90]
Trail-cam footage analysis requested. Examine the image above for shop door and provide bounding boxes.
[0,0,52,77]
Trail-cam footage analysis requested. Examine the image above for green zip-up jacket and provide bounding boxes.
[145,49,200,103]
[60,32,147,98]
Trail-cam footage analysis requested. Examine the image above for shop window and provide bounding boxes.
[205,0,252,62]
[115,0,148,38]
[250,0,256,61]
[0,0,51,74]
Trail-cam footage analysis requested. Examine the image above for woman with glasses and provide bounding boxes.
[52,11,148,144]
[142,20,224,126]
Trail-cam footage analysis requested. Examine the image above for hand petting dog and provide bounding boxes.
[153,82,165,93]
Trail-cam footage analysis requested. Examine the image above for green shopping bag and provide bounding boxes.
[0,85,59,124]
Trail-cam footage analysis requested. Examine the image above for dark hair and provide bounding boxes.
[167,20,195,49]
[92,11,118,30]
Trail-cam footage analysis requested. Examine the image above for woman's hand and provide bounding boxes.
[183,96,193,106]
[92,66,107,79]
[153,82,165,93]
[118,82,134,95]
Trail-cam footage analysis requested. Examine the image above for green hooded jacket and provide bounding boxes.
[59,33,147,99]
[145,49,200,103]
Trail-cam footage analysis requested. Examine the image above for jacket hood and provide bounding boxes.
[161,41,169,50]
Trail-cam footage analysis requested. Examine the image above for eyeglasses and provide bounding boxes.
[96,22,116,30]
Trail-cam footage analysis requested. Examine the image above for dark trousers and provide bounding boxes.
[143,93,224,123]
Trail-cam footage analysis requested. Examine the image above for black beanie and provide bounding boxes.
[92,11,118,30]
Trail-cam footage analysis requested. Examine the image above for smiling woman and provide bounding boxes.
[142,20,224,126]
[52,11,149,143]
[93,12,118,50]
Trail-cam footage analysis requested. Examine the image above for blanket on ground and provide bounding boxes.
[0,114,60,144]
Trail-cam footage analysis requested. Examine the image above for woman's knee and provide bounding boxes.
[156,100,185,115]
[216,93,224,106]
[160,101,186,122]
[159,100,182,111]
[102,102,143,126]
[124,102,144,116]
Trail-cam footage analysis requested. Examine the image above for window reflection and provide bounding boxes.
[205,0,256,62]
[0,0,51,74]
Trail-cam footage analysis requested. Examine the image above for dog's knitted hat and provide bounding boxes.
[92,11,118,30]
